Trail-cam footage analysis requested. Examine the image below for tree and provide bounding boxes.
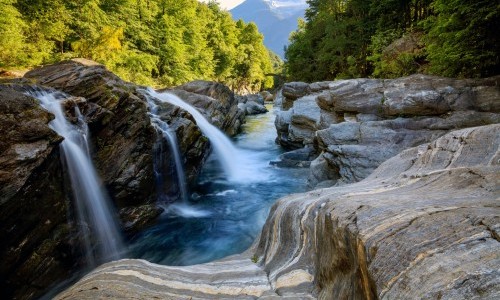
[426,0,500,77]
[3,0,275,89]
[0,0,28,67]
[285,0,375,81]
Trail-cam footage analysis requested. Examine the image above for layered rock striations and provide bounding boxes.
[0,60,244,299]
[55,124,500,299]
[275,75,500,187]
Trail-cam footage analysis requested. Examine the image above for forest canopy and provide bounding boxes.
[0,0,275,91]
[285,0,500,81]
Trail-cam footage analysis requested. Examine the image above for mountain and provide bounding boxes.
[230,0,307,58]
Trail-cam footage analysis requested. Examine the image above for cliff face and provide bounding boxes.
[54,124,500,299]
[0,60,244,299]
[0,86,76,299]
[275,75,500,188]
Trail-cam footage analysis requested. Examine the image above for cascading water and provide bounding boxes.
[28,90,123,265]
[145,89,246,181]
[145,96,189,203]
[129,104,309,265]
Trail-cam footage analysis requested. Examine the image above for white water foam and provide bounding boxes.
[29,90,124,265]
[145,89,271,183]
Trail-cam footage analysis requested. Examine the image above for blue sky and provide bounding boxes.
[199,0,246,10]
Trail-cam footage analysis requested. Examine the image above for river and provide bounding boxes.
[128,104,309,265]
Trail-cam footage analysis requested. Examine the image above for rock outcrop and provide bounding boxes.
[0,60,244,299]
[237,93,269,115]
[54,124,500,299]
[24,60,157,205]
[172,80,245,136]
[24,60,243,202]
[0,86,80,300]
[275,75,500,187]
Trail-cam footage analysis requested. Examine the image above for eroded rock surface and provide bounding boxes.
[275,75,500,187]
[55,125,500,299]
[24,61,243,203]
[172,80,245,135]
[0,60,244,299]
[0,86,80,300]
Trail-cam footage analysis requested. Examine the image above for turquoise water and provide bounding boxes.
[128,105,309,265]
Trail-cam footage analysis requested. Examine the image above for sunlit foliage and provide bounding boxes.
[0,0,275,90]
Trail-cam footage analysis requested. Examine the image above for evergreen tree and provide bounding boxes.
[426,0,500,77]
[285,0,499,81]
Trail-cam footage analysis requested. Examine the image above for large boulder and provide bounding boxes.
[54,124,500,299]
[236,94,268,115]
[274,74,500,187]
[0,86,81,300]
[173,80,245,136]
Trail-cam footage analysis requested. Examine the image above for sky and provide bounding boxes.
[199,0,246,10]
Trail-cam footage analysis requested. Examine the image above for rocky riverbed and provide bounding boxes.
[55,124,500,299]
[0,60,498,299]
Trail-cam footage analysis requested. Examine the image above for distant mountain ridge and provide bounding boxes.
[230,0,307,57]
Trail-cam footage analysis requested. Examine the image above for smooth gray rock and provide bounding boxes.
[56,124,500,299]
[275,75,500,188]
[270,147,317,168]
[238,100,268,115]
[288,95,321,146]
[260,91,274,102]
[236,94,268,115]
[282,82,310,100]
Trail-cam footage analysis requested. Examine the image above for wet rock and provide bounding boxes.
[270,147,317,168]
[119,205,164,233]
[238,100,268,115]
[0,85,81,300]
[0,86,62,201]
[173,80,245,136]
[25,60,157,206]
[55,124,500,299]
[260,90,274,102]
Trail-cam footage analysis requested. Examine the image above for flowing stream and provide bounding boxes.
[29,90,124,266]
[128,102,308,265]
[146,95,189,203]
[146,89,247,181]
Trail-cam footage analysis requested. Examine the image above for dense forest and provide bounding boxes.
[0,0,278,91]
[285,0,500,81]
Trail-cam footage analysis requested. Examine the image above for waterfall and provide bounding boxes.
[145,95,189,203]
[145,89,245,181]
[28,90,123,265]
